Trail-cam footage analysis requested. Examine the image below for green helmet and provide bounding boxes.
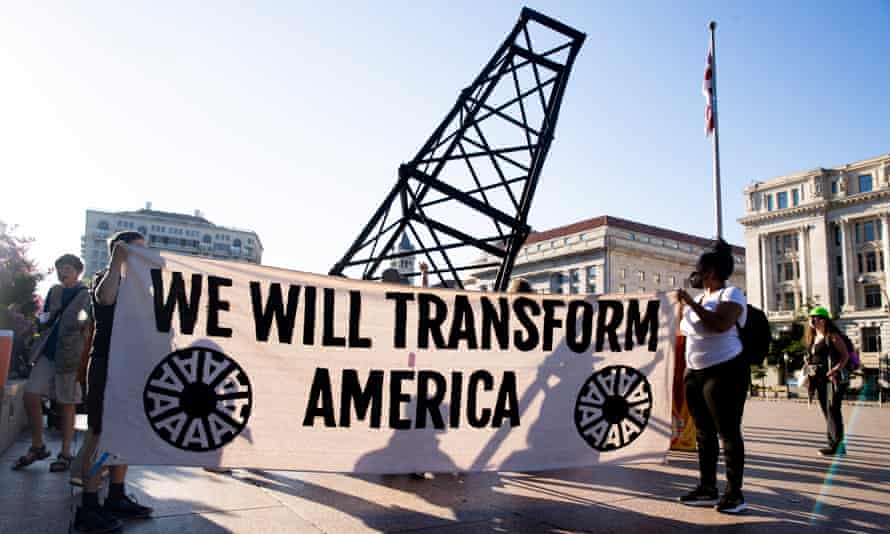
[808,306,831,319]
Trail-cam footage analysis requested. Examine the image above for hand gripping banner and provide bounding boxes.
[99,247,676,473]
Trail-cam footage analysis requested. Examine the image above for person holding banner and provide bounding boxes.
[75,231,153,534]
[675,239,749,514]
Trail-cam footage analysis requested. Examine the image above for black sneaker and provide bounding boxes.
[679,485,719,506]
[73,506,123,533]
[715,491,747,514]
[103,493,153,520]
[819,446,846,457]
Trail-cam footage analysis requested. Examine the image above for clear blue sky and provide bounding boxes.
[2,1,888,286]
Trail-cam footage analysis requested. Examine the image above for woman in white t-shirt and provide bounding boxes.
[676,240,749,514]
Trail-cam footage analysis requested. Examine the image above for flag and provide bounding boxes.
[702,42,714,136]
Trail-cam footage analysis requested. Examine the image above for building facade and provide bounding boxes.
[467,215,745,297]
[81,204,263,277]
[389,233,416,280]
[739,153,890,390]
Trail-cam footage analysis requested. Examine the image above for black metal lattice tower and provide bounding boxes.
[330,8,585,290]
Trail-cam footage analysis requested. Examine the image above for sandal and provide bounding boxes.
[49,452,74,473]
[12,445,51,470]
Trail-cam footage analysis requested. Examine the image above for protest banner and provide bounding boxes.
[99,247,676,473]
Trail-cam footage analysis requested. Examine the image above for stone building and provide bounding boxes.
[467,215,745,297]
[739,152,890,393]
[81,203,263,277]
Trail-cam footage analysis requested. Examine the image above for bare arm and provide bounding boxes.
[677,289,743,333]
[95,243,127,306]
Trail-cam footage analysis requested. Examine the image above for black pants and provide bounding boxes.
[86,357,108,434]
[684,355,750,494]
[813,376,846,450]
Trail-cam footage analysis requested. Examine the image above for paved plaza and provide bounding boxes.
[1,400,887,533]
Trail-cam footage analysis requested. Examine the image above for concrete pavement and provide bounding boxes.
[1,400,887,533]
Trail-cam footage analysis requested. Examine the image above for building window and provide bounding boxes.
[834,225,841,246]
[668,275,676,287]
[619,268,626,279]
[792,188,799,206]
[859,174,873,193]
[569,269,580,294]
[618,284,626,294]
[864,285,882,309]
[777,191,788,209]
[654,273,661,284]
[766,194,773,211]
[550,273,564,294]
[858,253,863,273]
[783,292,796,311]
[638,271,645,281]
[777,233,798,254]
[639,287,646,293]
[862,327,882,353]
[866,251,878,272]
[586,265,597,293]
[836,255,843,277]
[858,220,881,242]
[831,179,838,194]
[837,287,845,307]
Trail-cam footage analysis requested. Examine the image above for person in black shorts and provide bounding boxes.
[75,231,153,533]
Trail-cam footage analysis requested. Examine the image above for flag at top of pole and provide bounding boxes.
[705,21,722,239]
[702,40,715,136]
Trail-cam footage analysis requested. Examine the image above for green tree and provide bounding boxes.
[766,299,815,383]
[0,223,45,376]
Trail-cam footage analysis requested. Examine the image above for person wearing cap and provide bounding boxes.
[804,306,850,457]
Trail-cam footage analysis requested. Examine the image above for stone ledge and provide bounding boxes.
[0,380,28,455]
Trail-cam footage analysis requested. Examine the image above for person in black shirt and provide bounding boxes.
[75,231,153,533]
[805,306,850,457]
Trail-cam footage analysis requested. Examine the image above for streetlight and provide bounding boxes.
[856,274,888,403]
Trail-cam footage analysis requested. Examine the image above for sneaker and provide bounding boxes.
[818,446,846,457]
[103,493,153,520]
[73,506,123,533]
[715,491,747,514]
[679,485,719,506]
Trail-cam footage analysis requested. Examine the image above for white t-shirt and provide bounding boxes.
[680,285,747,370]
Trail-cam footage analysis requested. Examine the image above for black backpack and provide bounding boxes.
[737,304,771,366]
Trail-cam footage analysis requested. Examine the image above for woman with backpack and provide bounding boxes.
[805,307,850,457]
[675,239,749,514]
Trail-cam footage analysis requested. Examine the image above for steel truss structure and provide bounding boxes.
[331,8,585,290]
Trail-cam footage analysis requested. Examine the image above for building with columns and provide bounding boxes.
[740,153,890,391]
[466,215,745,297]
[81,204,263,277]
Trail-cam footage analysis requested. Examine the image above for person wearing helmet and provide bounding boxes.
[804,306,850,457]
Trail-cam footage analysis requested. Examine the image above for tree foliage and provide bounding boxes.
[0,223,44,371]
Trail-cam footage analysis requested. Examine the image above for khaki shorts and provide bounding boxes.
[25,357,83,404]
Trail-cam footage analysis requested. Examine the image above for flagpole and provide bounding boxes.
[709,21,723,239]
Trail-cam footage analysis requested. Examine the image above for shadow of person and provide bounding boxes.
[354,400,458,475]
[475,295,673,472]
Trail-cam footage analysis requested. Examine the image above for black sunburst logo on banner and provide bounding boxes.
[574,365,652,452]
[143,347,252,452]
